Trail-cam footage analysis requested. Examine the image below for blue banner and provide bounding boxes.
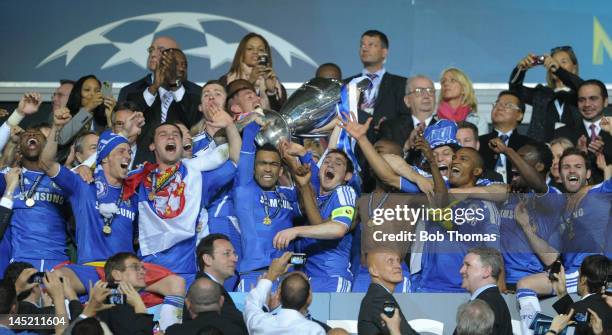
[2,1,611,83]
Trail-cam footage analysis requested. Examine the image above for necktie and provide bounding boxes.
[589,124,598,142]
[495,134,510,182]
[362,73,378,110]
[161,91,174,123]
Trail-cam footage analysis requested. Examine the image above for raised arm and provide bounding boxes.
[279,151,324,227]
[236,122,260,187]
[514,202,559,265]
[40,107,72,177]
[204,103,241,164]
[489,137,547,193]
[340,113,402,189]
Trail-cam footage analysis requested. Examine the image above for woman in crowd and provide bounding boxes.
[437,68,488,135]
[509,46,582,143]
[65,74,115,132]
[219,32,287,111]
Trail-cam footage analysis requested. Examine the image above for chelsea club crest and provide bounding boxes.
[96,180,107,198]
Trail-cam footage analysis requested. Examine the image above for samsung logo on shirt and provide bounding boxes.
[259,196,294,210]
[19,192,65,205]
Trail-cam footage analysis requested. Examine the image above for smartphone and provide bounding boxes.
[105,283,126,305]
[548,260,562,281]
[101,81,113,98]
[290,253,307,265]
[58,108,94,145]
[382,301,396,318]
[258,53,269,66]
[28,272,45,284]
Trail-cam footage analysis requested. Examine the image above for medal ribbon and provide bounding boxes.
[20,174,44,204]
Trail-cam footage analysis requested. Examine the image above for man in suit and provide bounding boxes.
[554,79,612,184]
[126,48,201,165]
[346,30,410,142]
[118,36,201,103]
[193,233,246,333]
[379,75,438,151]
[358,247,418,335]
[552,255,611,335]
[479,90,538,183]
[165,277,246,335]
[459,247,512,335]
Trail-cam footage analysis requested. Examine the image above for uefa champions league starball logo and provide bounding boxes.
[37,12,317,71]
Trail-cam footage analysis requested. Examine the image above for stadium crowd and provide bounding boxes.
[0,30,610,335]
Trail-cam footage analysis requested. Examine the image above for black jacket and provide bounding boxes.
[553,293,612,335]
[96,304,154,335]
[479,130,540,182]
[345,72,410,143]
[358,283,418,335]
[118,74,201,103]
[509,67,583,143]
[165,311,246,335]
[473,286,513,335]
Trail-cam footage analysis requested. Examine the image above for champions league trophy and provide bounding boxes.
[246,77,370,146]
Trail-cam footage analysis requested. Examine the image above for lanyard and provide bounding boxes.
[262,188,283,220]
[20,174,43,202]
[368,192,390,217]
[101,186,125,234]
[553,99,564,119]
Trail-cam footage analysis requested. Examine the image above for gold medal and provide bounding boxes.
[148,192,155,201]
[366,218,375,228]
[102,225,112,235]
[263,216,272,225]
[195,223,202,233]
[25,198,35,207]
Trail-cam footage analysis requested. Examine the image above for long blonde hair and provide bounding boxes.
[439,67,478,113]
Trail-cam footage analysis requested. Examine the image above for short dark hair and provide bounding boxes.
[113,100,141,114]
[578,79,608,99]
[361,30,389,49]
[456,121,479,138]
[315,63,342,79]
[59,79,75,86]
[559,147,591,172]
[74,131,99,154]
[3,262,34,288]
[203,79,226,91]
[0,280,16,314]
[579,255,610,294]
[196,233,231,272]
[280,273,310,310]
[72,317,104,335]
[256,142,281,159]
[104,252,139,282]
[468,247,503,280]
[150,122,184,145]
[524,143,553,173]
[497,90,526,114]
[326,149,354,174]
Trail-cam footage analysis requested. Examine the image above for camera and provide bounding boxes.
[382,301,396,318]
[548,260,562,281]
[532,55,545,65]
[290,253,307,265]
[258,54,269,66]
[28,272,45,284]
[106,283,126,305]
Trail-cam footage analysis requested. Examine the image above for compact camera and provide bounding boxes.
[290,253,307,265]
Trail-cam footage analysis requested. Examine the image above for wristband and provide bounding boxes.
[546,330,558,335]
[7,109,25,127]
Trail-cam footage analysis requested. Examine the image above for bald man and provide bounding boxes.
[358,248,418,335]
[118,35,201,103]
[166,277,247,335]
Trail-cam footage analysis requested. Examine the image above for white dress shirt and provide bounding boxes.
[244,279,325,335]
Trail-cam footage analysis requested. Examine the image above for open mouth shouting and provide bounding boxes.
[438,164,449,176]
[566,174,580,187]
[450,164,462,179]
[165,142,177,154]
[27,138,39,150]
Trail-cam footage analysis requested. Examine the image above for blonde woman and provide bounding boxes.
[220,33,286,111]
[437,68,488,135]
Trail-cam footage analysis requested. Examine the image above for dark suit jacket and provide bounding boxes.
[474,286,513,335]
[358,283,418,335]
[127,86,202,166]
[553,294,612,335]
[96,304,154,335]
[118,74,202,103]
[0,205,12,241]
[165,311,245,335]
[379,115,437,148]
[479,129,539,182]
[346,72,410,142]
[186,272,247,334]
[554,121,612,184]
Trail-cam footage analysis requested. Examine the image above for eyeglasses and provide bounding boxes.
[492,102,520,111]
[147,46,167,54]
[408,87,435,97]
[125,263,146,272]
[550,46,573,55]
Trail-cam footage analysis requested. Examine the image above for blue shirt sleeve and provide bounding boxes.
[299,151,321,191]
[326,185,357,227]
[399,176,420,193]
[203,161,237,205]
[236,123,260,187]
[50,166,83,197]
